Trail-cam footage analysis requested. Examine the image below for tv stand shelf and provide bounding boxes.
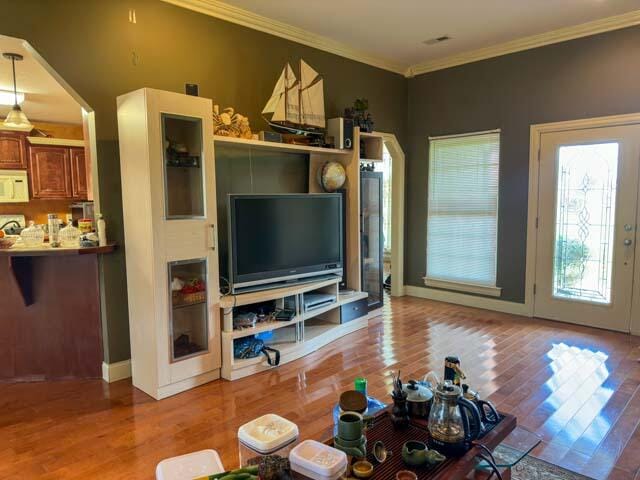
[220,277,373,380]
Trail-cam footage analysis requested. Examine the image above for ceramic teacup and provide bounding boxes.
[334,435,365,448]
[338,411,363,441]
[333,438,367,459]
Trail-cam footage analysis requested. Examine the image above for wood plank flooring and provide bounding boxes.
[2,295,640,479]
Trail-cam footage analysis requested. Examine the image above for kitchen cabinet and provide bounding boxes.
[27,145,88,200]
[70,147,88,199]
[0,131,27,169]
[29,146,72,199]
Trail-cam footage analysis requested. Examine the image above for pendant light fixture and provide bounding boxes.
[2,52,32,131]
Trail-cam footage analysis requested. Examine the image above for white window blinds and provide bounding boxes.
[426,131,500,289]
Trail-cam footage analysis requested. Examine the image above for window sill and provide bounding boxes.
[423,278,502,297]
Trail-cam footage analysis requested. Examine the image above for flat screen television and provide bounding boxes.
[228,193,343,293]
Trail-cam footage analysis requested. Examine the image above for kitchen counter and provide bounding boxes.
[1,242,116,381]
[0,243,116,257]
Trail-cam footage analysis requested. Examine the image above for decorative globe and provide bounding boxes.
[318,161,346,192]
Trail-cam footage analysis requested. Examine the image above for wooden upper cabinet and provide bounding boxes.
[70,147,88,199]
[0,131,27,169]
[29,146,72,199]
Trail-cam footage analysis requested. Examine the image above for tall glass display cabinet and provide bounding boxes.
[117,89,220,400]
[360,171,384,310]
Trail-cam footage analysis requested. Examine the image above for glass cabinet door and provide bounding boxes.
[168,259,209,361]
[162,113,205,219]
[361,171,384,309]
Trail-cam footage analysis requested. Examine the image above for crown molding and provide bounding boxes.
[407,10,640,77]
[160,2,640,78]
[160,0,408,75]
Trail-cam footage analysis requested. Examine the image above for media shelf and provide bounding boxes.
[220,277,373,380]
[214,135,351,156]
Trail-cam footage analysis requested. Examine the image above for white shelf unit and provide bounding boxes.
[221,277,371,380]
[117,88,221,399]
[118,89,376,390]
[217,130,373,380]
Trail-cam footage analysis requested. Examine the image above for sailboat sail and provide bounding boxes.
[300,60,325,128]
[262,63,299,123]
[263,59,325,134]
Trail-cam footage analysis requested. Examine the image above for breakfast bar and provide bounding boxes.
[0,244,115,381]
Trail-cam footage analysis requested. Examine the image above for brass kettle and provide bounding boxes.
[427,380,482,457]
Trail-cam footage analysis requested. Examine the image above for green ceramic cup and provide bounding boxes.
[338,411,363,441]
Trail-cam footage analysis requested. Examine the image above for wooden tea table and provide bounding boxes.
[292,410,517,480]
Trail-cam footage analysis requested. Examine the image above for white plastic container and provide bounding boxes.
[289,440,348,480]
[237,413,299,466]
[155,449,224,480]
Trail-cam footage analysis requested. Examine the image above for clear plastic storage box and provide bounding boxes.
[289,440,348,480]
[237,414,299,466]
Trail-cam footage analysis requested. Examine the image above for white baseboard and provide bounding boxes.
[102,359,132,383]
[404,285,532,317]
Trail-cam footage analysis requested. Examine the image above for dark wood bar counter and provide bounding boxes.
[0,244,115,381]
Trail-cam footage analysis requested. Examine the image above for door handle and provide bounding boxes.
[624,238,633,246]
[209,224,216,251]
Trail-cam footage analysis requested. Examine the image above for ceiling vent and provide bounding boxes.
[423,35,451,46]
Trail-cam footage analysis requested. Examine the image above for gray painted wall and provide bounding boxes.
[406,26,640,302]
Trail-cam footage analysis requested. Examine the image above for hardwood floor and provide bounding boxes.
[2,295,640,479]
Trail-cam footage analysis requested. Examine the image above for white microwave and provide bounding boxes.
[0,170,29,203]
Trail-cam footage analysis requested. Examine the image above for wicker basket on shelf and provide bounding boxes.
[172,290,206,306]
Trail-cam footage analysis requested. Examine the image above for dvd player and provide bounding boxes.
[303,293,337,312]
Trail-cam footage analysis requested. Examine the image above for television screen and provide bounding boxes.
[229,194,343,290]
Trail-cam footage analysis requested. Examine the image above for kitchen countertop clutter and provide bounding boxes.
[0,210,108,253]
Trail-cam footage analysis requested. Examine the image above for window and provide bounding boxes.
[375,144,392,253]
[425,130,501,296]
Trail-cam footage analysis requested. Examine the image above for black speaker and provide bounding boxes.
[327,118,354,149]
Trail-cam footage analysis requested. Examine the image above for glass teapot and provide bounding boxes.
[427,380,482,456]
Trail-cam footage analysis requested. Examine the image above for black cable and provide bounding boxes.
[472,442,503,480]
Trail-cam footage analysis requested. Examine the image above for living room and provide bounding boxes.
[1,1,640,479]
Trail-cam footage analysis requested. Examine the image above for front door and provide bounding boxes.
[534,125,640,332]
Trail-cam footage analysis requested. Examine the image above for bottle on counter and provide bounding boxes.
[47,213,60,247]
[97,213,107,247]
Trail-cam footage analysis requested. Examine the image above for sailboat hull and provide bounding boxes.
[266,119,325,137]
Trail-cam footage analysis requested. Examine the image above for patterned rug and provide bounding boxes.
[494,445,594,480]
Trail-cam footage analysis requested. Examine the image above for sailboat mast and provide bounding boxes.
[298,60,302,125]
[284,66,288,124]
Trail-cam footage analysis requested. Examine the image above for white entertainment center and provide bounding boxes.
[117,88,384,398]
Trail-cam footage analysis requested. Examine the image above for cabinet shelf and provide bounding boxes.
[172,299,206,310]
[224,315,303,340]
[214,135,351,156]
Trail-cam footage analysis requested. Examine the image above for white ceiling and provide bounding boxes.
[0,35,82,125]
[219,0,640,70]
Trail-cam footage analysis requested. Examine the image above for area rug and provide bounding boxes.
[493,445,594,480]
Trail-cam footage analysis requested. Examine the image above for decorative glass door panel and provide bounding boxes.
[169,259,209,361]
[552,143,619,304]
[162,113,205,219]
[361,171,384,310]
[535,125,640,332]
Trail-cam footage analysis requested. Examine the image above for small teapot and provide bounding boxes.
[401,441,446,467]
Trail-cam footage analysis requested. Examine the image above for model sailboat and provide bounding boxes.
[262,59,325,136]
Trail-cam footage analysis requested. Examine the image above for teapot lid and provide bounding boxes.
[402,380,433,402]
[435,380,462,398]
